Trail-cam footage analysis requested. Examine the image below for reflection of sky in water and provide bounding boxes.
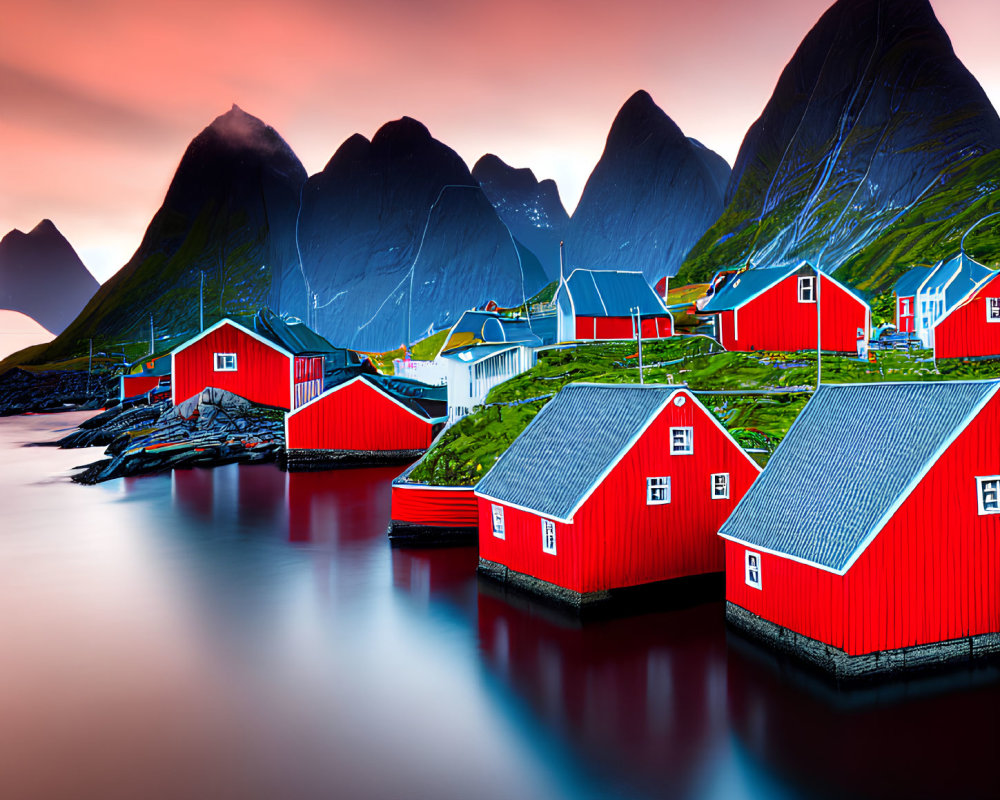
[1,412,997,799]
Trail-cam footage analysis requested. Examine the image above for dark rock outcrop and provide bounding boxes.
[0,220,98,334]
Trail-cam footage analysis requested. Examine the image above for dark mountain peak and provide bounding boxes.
[324,133,371,171]
[607,90,686,148]
[473,154,541,194]
[196,104,293,160]
[30,219,59,237]
[371,116,434,152]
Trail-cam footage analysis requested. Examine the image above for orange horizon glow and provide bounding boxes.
[1,0,998,283]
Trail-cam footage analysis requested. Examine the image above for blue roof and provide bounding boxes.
[720,380,1000,573]
[475,383,684,520]
[558,270,667,317]
[700,265,797,313]
[929,253,995,310]
[894,266,932,297]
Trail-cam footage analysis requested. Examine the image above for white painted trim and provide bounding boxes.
[119,375,125,402]
[727,265,799,312]
[541,518,557,555]
[170,350,176,405]
[646,476,671,505]
[719,532,842,575]
[711,472,730,500]
[213,352,238,371]
[491,504,506,539]
[286,374,439,423]
[395,482,475,492]
[797,275,816,303]
[733,306,739,341]
[975,475,1000,515]
[170,318,294,361]
[745,549,763,590]
[473,491,575,525]
[670,426,694,455]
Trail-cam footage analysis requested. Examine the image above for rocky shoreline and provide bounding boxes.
[0,368,112,416]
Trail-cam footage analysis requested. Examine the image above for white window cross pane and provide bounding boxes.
[712,473,729,499]
[541,519,557,555]
[214,353,237,371]
[647,476,670,505]
[670,427,693,454]
[491,505,505,539]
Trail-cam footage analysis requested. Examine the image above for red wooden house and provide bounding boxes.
[892,265,931,335]
[171,317,335,410]
[474,383,761,606]
[120,353,171,400]
[554,269,673,342]
[720,380,1000,678]
[284,374,447,469]
[389,479,479,546]
[934,270,1000,360]
[700,262,870,353]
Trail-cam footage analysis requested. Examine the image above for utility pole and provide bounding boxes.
[149,314,154,357]
[200,271,205,331]
[633,306,644,384]
[87,339,93,393]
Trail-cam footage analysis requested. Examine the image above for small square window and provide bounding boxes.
[711,473,730,500]
[977,476,1000,515]
[987,299,1000,323]
[541,519,557,555]
[214,353,237,371]
[798,276,815,303]
[670,427,693,455]
[647,476,671,505]
[491,504,505,539]
[745,550,762,590]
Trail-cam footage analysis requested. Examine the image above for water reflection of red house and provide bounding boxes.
[286,467,398,545]
[477,590,727,797]
[391,548,479,610]
[726,635,1000,799]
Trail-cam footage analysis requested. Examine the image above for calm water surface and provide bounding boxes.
[1,413,998,799]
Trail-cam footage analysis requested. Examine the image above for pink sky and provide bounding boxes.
[1,0,998,283]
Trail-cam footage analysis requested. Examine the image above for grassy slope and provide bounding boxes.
[408,337,1000,486]
[676,150,1000,293]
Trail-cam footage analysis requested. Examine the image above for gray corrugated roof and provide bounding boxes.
[475,383,682,519]
[254,311,349,358]
[894,266,932,297]
[720,380,1000,572]
[560,270,667,317]
[700,266,796,313]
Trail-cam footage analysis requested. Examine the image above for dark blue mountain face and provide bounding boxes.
[679,0,1000,289]
[565,90,731,285]
[37,105,308,363]
[472,154,567,280]
[0,220,98,334]
[291,118,547,352]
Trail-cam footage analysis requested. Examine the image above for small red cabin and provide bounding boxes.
[171,318,327,410]
[474,383,761,606]
[934,271,1000,360]
[554,269,673,342]
[720,381,1000,678]
[388,480,479,546]
[284,374,446,469]
[701,263,870,353]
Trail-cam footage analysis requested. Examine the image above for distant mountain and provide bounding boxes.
[37,105,307,363]
[294,117,547,352]
[565,90,731,285]
[0,220,97,334]
[472,154,568,278]
[677,0,1000,291]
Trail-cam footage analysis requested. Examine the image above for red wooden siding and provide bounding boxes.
[897,295,915,333]
[173,323,292,409]
[287,379,436,452]
[121,375,163,399]
[718,274,867,353]
[726,395,1000,656]
[479,392,760,593]
[574,315,672,341]
[390,485,478,527]
[935,278,1000,359]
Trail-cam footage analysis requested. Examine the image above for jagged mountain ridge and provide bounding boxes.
[565,90,731,284]
[0,220,98,334]
[677,0,1000,290]
[38,106,308,363]
[293,117,547,352]
[472,154,568,279]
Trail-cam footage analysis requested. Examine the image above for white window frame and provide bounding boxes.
[797,276,816,303]
[646,476,671,505]
[976,476,1000,515]
[900,298,911,316]
[541,519,557,555]
[214,352,237,371]
[711,473,730,500]
[670,427,693,455]
[987,298,1000,324]
[745,550,762,590]
[491,504,506,539]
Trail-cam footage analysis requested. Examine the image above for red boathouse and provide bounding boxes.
[934,270,1000,360]
[720,380,1000,678]
[284,374,447,469]
[474,383,761,606]
[120,353,171,400]
[554,269,673,342]
[700,262,870,353]
[171,317,334,410]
